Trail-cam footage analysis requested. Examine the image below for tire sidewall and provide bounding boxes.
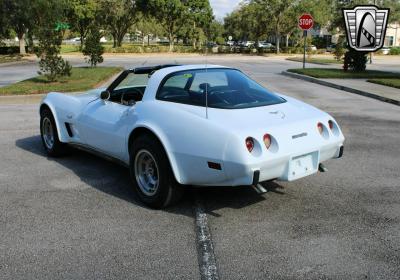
[40,108,64,156]
[129,135,175,208]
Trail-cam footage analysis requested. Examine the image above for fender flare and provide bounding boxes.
[127,124,183,184]
[39,101,68,142]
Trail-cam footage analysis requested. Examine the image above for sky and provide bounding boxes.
[209,0,242,20]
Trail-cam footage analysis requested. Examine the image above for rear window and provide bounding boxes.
[157,68,285,109]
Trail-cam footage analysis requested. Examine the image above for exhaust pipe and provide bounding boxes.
[252,183,268,194]
[318,163,328,172]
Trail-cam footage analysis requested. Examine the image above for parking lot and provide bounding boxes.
[1,55,400,279]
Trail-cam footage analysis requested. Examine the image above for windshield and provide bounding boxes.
[157,68,285,109]
[115,73,149,90]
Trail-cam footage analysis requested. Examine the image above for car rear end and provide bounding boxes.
[211,98,344,186]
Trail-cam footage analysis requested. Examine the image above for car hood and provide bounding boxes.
[73,88,104,103]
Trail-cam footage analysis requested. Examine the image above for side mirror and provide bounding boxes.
[100,90,110,101]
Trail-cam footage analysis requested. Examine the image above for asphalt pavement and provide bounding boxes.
[1,55,399,279]
[0,54,399,88]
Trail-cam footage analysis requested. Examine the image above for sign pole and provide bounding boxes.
[303,30,307,69]
[298,14,314,70]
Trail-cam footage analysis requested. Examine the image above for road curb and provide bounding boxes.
[281,71,400,106]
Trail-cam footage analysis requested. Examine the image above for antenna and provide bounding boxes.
[205,38,208,119]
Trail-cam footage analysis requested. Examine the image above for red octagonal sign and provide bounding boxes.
[299,14,314,30]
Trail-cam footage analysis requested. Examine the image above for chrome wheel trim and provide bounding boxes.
[134,149,160,196]
[42,117,54,150]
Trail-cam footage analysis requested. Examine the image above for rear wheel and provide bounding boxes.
[130,134,183,208]
[40,108,67,157]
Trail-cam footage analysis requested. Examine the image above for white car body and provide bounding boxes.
[40,64,344,187]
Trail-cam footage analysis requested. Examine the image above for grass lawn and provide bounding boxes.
[0,55,22,64]
[368,78,400,89]
[0,67,122,95]
[286,57,342,64]
[288,68,400,79]
[60,44,80,53]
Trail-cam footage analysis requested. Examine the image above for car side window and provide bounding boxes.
[157,70,228,105]
[163,74,190,88]
[189,72,228,93]
[157,72,192,104]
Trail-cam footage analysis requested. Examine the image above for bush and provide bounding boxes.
[343,48,368,72]
[281,46,303,54]
[389,47,400,55]
[83,28,104,67]
[0,46,28,55]
[35,28,71,82]
[103,44,197,53]
[333,37,346,61]
[312,36,329,49]
[37,57,72,81]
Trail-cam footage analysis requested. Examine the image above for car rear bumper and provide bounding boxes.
[210,143,344,186]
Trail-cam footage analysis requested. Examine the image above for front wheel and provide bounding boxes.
[130,134,183,208]
[40,108,67,157]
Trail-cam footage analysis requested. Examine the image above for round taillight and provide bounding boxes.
[263,134,271,149]
[317,122,324,134]
[245,137,254,152]
[328,120,334,130]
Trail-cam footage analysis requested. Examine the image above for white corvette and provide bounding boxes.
[40,64,344,208]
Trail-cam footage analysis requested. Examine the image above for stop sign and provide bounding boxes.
[299,14,314,30]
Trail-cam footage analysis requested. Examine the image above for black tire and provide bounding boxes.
[129,134,183,208]
[40,108,68,157]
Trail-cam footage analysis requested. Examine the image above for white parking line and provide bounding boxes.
[194,199,219,280]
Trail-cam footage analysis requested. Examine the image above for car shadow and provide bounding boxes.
[192,181,285,217]
[15,135,285,215]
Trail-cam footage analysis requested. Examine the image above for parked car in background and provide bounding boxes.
[381,46,390,55]
[308,45,317,51]
[241,41,255,47]
[65,37,81,45]
[207,42,218,48]
[257,41,275,49]
[326,44,336,52]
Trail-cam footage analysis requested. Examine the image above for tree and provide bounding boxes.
[3,0,34,54]
[68,0,99,50]
[135,14,164,46]
[147,0,186,51]
[241,2,271,47]
[253,0,301,53]
[83,26,104,67]
[382,0,400,23]
[99,0,141,48]
[333,36,346,61]
[32,0,72,81]
[207,20,225,45]
[343,48,368,72]
[0,0,10,42]
[224,8,245,42]
[329,0,366,32]
[224,0,332,52]
[183,0,213,48]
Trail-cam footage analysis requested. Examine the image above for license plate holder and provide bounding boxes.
[288,151,319,181]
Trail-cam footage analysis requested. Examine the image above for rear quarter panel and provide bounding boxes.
[131,100,239,185]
